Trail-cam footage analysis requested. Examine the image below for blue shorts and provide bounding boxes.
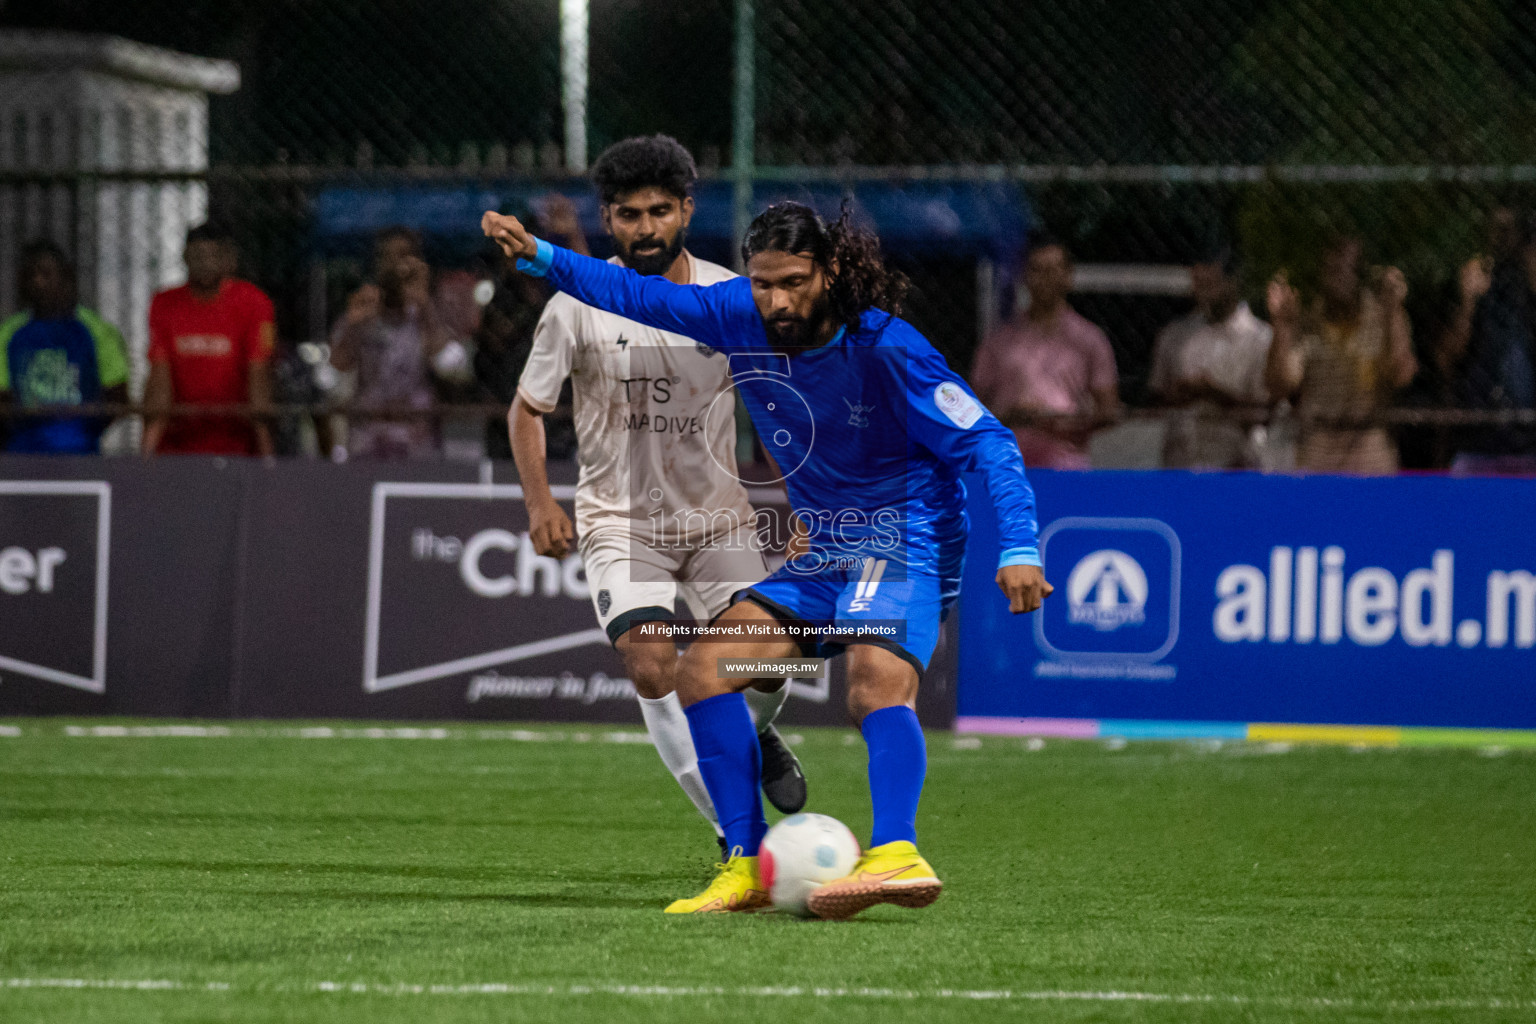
[738,557,960,676]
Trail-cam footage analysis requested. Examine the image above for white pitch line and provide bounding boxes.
[35,725,655,744]
[307,983,1536,1010]
[5,725,808,746]
[4,978,1535,1011]
[4,978,229,992]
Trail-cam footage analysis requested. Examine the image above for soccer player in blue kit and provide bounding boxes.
[484,201,1053,919]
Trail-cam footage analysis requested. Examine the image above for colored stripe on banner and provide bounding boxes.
[955,716,1536,749]
[1246,723,1401,746]
[1101,719,1247,741]
[1399,728,1536,749]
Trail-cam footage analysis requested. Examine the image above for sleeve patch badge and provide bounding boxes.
[934,381,983,429]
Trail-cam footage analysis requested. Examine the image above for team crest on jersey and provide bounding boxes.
[934,381,983,429]
[696,341,716,357]
[844,397,875,428]
[597,589,612,616]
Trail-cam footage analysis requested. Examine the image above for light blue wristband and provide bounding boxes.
[998,546,1042,569]
[515,237,555,277]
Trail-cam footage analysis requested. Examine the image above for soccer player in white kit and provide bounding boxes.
[508,136,806,855]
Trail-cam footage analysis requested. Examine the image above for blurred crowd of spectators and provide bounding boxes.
[2,204,1534,476]
[974,213,1535,476]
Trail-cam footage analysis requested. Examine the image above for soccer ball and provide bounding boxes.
[759,813,861,916]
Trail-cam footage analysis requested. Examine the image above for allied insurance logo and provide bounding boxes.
[1036,517,1181,664]
[1066,549,1149,631]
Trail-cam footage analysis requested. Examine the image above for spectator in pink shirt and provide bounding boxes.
[971,237,1120,469]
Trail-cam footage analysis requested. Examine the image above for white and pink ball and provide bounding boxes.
[759,813,861,916]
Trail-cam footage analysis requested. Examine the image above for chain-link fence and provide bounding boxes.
[2,0,1535,468]
[760,0,1536,165]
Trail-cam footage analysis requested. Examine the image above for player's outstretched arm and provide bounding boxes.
[482,211,541,262]
[482,210,757,351]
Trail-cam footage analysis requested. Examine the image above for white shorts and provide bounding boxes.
[580,521,771,644]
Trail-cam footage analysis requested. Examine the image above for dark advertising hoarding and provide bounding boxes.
[0,457,955,727]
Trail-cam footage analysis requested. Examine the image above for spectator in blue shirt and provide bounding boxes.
[0,240,129,454]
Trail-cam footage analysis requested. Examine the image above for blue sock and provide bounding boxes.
[684,692,767,857]
[862,705,926,848]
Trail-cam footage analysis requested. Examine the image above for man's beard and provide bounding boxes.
[764,300,833,350]
[618,230,686,277]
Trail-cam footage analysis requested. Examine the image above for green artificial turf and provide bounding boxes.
[1,719,1534,1023]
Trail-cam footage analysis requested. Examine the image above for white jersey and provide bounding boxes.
[517,251,754,542]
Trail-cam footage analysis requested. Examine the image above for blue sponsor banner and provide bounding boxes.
[315,181,1027,259]
[959,471,1536,730]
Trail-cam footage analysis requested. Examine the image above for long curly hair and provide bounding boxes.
[742,201,908,332]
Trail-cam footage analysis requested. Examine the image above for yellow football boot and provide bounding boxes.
[804,840,942,920]
[664,852,770,914]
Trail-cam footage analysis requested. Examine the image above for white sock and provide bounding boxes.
[744,682,790,732]
[638,692,721,835]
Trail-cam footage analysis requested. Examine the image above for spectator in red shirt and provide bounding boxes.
[143,223,276,456]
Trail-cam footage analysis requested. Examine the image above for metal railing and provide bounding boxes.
[2,402,1530,431]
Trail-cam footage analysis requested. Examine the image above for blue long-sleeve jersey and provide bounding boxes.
[520,239,1041,574]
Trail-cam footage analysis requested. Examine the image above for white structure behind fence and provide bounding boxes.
[0,31,238,408]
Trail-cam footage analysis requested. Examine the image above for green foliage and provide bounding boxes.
[1236,182,1492,299]
[1227,0,1536,303]
[1230,0,1536,164]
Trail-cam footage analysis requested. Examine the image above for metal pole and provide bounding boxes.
[975,256,997,350]
[731,0,755,269]
[560,0,588,172]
